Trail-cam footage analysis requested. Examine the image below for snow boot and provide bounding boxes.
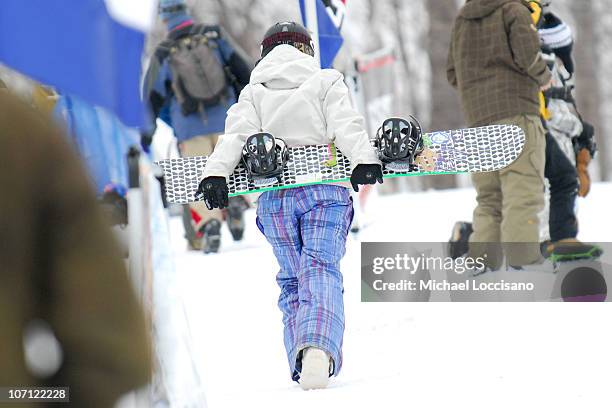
[350,214,360,234]
[299,347,331,391]
[187,238,203,251]
[199,219,221,254]
[448,221,473,259]
[182,205,202,251]
[226,196,247,241]
[543,239,603,263]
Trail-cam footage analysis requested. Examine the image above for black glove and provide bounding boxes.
[196,176,229,210]
[575,121,597,158]
[350,164,383,192]
[543,85,574,103]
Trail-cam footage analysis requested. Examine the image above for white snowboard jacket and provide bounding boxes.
[202,44,379,180]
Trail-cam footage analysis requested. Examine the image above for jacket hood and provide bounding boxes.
[460,0,521,19]
[250,44,319,89]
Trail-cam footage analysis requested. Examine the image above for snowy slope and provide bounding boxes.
[170,183,612,408]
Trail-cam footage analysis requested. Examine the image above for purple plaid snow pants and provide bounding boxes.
[256,185,353,381]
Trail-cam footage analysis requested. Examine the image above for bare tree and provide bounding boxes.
[147,0,301,61]
[423,0,463,190]
[427,0,463,133]
[591,0,612,180]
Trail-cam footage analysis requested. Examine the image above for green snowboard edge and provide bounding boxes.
[549,245,604,263]
[228,170,467,197]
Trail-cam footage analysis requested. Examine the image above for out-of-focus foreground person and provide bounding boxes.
[447,0,552,270]
[0,90,151,406]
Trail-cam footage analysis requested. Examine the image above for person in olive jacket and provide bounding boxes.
[0,90,151,407]
[447,0,553,270]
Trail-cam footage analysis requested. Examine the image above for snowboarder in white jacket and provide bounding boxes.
[198,22,382,389]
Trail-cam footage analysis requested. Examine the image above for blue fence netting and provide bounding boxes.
[53,94,141,196]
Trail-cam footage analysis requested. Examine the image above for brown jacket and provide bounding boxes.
[0,92,151,407]
[447,0,552,127]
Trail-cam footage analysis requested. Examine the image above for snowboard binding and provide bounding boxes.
[375,116,424,172]
[241,133,289,187]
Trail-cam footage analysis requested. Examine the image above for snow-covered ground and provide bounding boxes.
[169,183,612,408]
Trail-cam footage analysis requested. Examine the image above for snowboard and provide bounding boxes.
[157,124,525,204]
[549,243,603,264]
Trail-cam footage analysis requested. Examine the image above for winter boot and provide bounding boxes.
[350,213,360,234]
[187,238,203,251]
[182,205,202,251]
[299,347,331,391]
[199,219,222,254]
[448,221,473,259]
[543,238,603,263]
[226,196,247,241]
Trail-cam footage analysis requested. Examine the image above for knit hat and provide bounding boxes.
[539,11,573,49]
[539,11,575,74]
[159,0,190,25]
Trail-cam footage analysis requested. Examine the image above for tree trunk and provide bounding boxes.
[571,0,608,180]
[423,0,462,189]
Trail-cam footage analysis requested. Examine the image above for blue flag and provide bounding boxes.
[299,0,346,69]
[0,1,145,127]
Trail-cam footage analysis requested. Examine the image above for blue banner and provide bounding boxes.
[0,0,145,127]
[299,0,346,69]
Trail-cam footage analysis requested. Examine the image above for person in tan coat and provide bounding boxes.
[447,0,553,269]
[0,91,151,407]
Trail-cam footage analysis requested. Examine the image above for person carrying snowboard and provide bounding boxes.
[197,22,382,389]
[143,0,252,253]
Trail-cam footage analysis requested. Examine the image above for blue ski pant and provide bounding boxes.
[256,185,353,381]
